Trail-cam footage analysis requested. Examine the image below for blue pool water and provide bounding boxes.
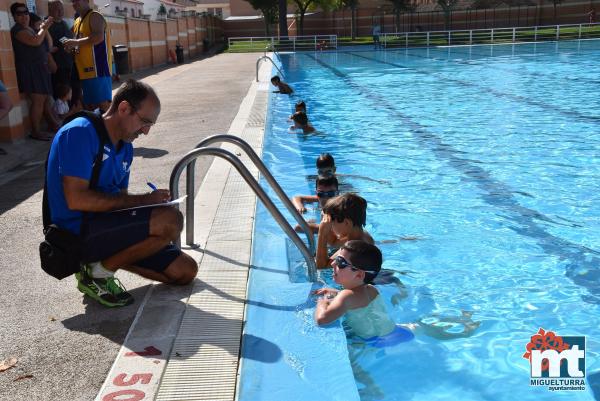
[240,41,600,400]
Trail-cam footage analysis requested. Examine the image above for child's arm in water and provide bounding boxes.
[314,289,352,325]
[291,194,318,213]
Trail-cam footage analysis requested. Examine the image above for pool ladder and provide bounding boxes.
[256,55,284,82]
[169,134,317,282]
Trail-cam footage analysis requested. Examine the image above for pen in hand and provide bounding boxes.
[147,182,157,191]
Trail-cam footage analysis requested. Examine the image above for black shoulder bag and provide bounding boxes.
[39,111,110,280]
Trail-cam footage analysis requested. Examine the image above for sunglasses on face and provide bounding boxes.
[333,255,377,274]
[316,190,338,198]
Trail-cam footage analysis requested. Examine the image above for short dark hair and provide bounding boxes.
[341,240,382,283]
[55,83,71,99]
[315,174,338,190]
[10,2,27,17]
[271,75,281,83]
[295,100,306,111]
[107,79,160,114]
[316,153,335,169]
[28,12,41,26]
[292,111,308,126]
[322,193,367,227]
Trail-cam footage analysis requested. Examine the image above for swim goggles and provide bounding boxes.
[333,255,378,274]
[316,190,339,198]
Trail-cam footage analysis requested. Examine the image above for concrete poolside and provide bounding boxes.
[0,52,266,401]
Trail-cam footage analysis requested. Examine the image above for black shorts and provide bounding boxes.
[80,207,181,272]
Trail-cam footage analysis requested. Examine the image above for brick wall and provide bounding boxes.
[0,13,223,142]
[224,0,595,37]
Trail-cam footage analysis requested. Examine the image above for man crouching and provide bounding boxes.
[46,79,197,307]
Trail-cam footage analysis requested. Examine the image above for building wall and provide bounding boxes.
[0,13,224,142]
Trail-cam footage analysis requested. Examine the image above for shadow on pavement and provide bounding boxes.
[134,147,169,159]
[0,164,45,216]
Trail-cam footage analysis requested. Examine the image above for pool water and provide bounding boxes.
[249,41,600,400]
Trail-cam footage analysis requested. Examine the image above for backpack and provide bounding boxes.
[39,111,110,279]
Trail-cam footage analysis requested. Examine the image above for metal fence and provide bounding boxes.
[228,35,338,52]
[381,23,600,48]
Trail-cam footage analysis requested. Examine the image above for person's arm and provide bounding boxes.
[291,194,318,213]
[64,13,105,50]
[15,18,53,47]
[62,176,169,212]
[0,90,13,120]
[316,213,333,268]
[314,290,350,325]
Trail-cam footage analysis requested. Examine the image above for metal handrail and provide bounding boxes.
[256,55,283,82]
[190,135,315,253]
[170,147,318,282]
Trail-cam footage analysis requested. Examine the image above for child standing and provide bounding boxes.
[314,240,395,338]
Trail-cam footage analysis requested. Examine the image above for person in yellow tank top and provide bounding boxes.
[62,0,112,111]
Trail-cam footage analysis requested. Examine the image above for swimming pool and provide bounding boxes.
[239,40,600,400]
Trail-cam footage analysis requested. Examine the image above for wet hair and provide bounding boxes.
[271,75,281,83]
[316,153,335,170]
[341,240,382,284]
[322,193,367,228]
[107,79,160,115]
[295,100,306,112]
[292,111,308,126]
[315,174,338,190]
[55,83,71,99]
[10,3,27,18]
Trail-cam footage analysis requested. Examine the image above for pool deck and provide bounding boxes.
[95,61,272,400]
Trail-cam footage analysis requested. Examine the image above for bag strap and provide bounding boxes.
[42,111,111,230]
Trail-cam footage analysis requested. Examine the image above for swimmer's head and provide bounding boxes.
[271,75,281,84]
[322,193,367,228]
[335,240,382,284]
[316,153,335,176]
[315,174,339,207]
[295,100,306,113]
[292,111,309,126]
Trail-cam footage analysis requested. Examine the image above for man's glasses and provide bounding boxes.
[135,110,155,127]
[333,255,377,274]
[15,10,29,16]
[316,190,338,199]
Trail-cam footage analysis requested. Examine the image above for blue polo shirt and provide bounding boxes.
[46,117,133,234]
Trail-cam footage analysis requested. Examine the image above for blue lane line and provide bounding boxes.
[344,50,600,123]
[303,52,600,304]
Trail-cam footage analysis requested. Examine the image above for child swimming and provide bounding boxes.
[314,240,395,339]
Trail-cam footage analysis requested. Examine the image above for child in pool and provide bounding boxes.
[289,100,306,120]
[316,193,374,268]
[314,240,395,339]
[290,111,315,133]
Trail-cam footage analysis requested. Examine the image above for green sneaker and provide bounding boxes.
[76,265,134,307]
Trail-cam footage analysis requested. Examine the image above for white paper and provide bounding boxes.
[112,195,187,212]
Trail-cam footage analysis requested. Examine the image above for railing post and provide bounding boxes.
[271,37,274,51]
[469,30,472,44]
[405,32,408,47]
[491,28,494,43]
[512,27,516,42]
[578,24,582,39]
[314,35,317,50]
[448,30,451,45]
[293,37,296,51]
[534,26,537,41]
[185,162,195,246]
[556,25,560,40]
[427,31,430,46]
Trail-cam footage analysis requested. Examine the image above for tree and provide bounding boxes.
[246,0,279,35]
[437,0,459,30]
[337,0,359,40]
[291,0,336,36]
[387,0,413,32]
[157,4,167,16]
